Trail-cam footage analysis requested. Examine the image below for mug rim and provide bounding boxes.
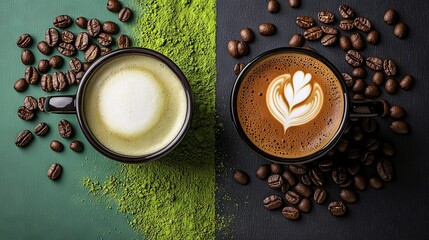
[76,47,193,163]
[230,47,349,164]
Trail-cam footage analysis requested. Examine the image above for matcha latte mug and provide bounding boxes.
[45,48,193,163]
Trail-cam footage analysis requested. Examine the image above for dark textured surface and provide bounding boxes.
[216,1,429,239]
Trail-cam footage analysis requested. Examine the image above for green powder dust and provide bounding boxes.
[83,0,217,239]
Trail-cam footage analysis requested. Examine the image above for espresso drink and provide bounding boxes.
[83,54,187,156]
[236,52,345,159]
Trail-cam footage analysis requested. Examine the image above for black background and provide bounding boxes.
[216,0,429,239]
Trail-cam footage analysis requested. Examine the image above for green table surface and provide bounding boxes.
[0,1,140,239]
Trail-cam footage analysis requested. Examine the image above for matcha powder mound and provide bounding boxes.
[83,0,217,239]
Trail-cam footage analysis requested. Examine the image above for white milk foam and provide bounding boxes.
[84,54,187,157]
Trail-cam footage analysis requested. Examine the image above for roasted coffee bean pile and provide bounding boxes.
[13,0,133,180]
[229,3,414,220]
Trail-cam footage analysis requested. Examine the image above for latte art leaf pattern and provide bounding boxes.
[266,71,324,132]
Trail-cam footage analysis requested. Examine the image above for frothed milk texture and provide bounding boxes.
[83,54,187,156]
[237,52,345,159]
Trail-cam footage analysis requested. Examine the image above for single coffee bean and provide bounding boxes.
[47,163,62,180]
[296,16,314,29]
[369,176,383,189]
[367,30,380,45]
[364,85,381,98]
[280,183,290,193]
[263,195,283,210]
[365,138,380,151]
[24,96,38,112]
[309,168,324,186]
[259,23,276,36]
[288,34,305,47]
[288,0,300,8]
[17,106,35,121]
[340,189,357,203]
[339,20,354,31]
[15,130,33,147]
[321,34,337,46]
[24,66,39,84]
[40,74,53,92]
[75,71,85,84]
[352,126,364,142]
[301,45,316,52]
[14,78,28,92]
[390,120,409,134]
[295,182,312,198]
[34,122,49,136]
[319,159,334,172]
[362,117,377,133]
[354,175,366,190]
[233,169,249,185]
[227,40,239,58]
[45,28,60,47]
[37,41,53,55]
[347,160,360,175]
[38,97,46,112]
[17,33,32,48]
[240,27,255,43]
[352,67,367,78]
[107,0,122,12]
[117,35,131,48]
[119,7,133,22]
[384,78,398,94]
[37,59,50,73]
[332,167,348,185]
[100,47,111,56]
[58,42,76,57]
[268,174,284,189]
[318,11,335,24]
[384,8,398,25]
[21,50,34,65]
[282,206,299,220]
[339,35,352,51]
[97,33,113,47]
[271,163,283,174]
[335,138,349,152]
[52,71,67,91]
[87,19,101,37]
[282,170,297,186]
[321,26,338,35]
[61,30,75,44]
[345,50,363,67]
[394,22,408,39]
[352,79,367,93]
[102,21,119,34]
[49,55,64,69]
[237,41,249,56]
[75,32,90,51]
[233,62,245,75]
[85,44,101,63]
[300,174,312,186]
[399,75,414,90]
[288,165,307,175]
[70,140,84,152]
[69,58,82,73]
[328,201,347,216]
[338,5,355,19]
[354,17,372,32]
[65,71,76,85]
[372,71,385,86]
[53,15,72,28]
[377,159,394,181]
[256,164,270,179]
[304,26,323,40]
[347,148,361,160]
[383,59,398,77]
[75,17,88,29]
[366,57,383,71]
[298,198,312,213]
[350,32,365,50]
[313,187,327,204]
[285,190,301,205]
[58,119,73,138]
[382,142,396,157]
[267,0,280,13]
[342,72,354,88]
[390,105,406,119]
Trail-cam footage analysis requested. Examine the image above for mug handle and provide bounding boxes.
[44,95,77,114]
[350,99,387,118]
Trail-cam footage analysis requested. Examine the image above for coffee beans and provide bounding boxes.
[338,5,355,19]
[24,96,38,112]
[233,62,245,76]
[58,119,73,138]
[289,165,307,175]
[259,23,276,36]
[45,28,60,47]
[263,195,283,210]
[97,33,113,47]
[49,55,64,69]
[366,57,382,71]
[399,75,414,90]
[69,58,82,73]
[345,50,363,67]
[384,9,398,25]
[118,7,133,22]
[282,170,297,186]
[17,106,35,121]
[70,141,84,152]
[240,27,255,43]
[352,67,367,78]
[34,122,49,136]
[15,130,33,147]
[267,0,280,13]
[339,20,354,31]
[296,16,314,29]
[102,21,119,34]
[107,0,122,12]
[288,34,305,47]
[321,34,337,46]
[309,168,324,186]
[50,140,64,152]
[313,188,327,204]
[294,182,312,197]
[369,176,383,189]
[390,105,406,119]
[41,74,53,92]
[350,32,364,50]
[117,35,131,48]
[47,163,62,180]
[383,59,398,77]
[17,33,32,48]
[354,175,366,190]
[237,41,249,56]
[65,71,76,85]
[328,201,347,216]
[321,26,338,35]
[339,35,352,51]
[364,85,380,98]
[14,78,28,92]
[87,18,101,37]
[377,159,394,181]
[282,206,299,220]
[85,44,101,63]
[233,169,249,185]
[384,78,398,94]
[304,26,323,41]
[318,11,335,24]
[298,198,312,213]
[390,120,409,134]
[270,163,283,174]
[268,174,284,189]
[37,41,53,55]
[75,32,90,51]
[372,71,385,86]
[339,189,357,203]
[25,66,39,84]
[61,30,75,43]
[21,50,35,65]
[38,59,50,73]
[53,15,72,28]
[75,17,88,29]
[394,22,408,39]
[354,17,372,32]
[58,43,76,57]
[366,30,380,44]
[288,0,300,8]
[52,71,67,91]
[227,40,239,58]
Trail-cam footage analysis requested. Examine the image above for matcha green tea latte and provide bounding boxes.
[83,0,217,239]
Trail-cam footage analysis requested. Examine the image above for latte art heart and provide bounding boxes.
[266,71,324,132]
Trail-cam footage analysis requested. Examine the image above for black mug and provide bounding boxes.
[45,48,193,163]
[230,47,386,164]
